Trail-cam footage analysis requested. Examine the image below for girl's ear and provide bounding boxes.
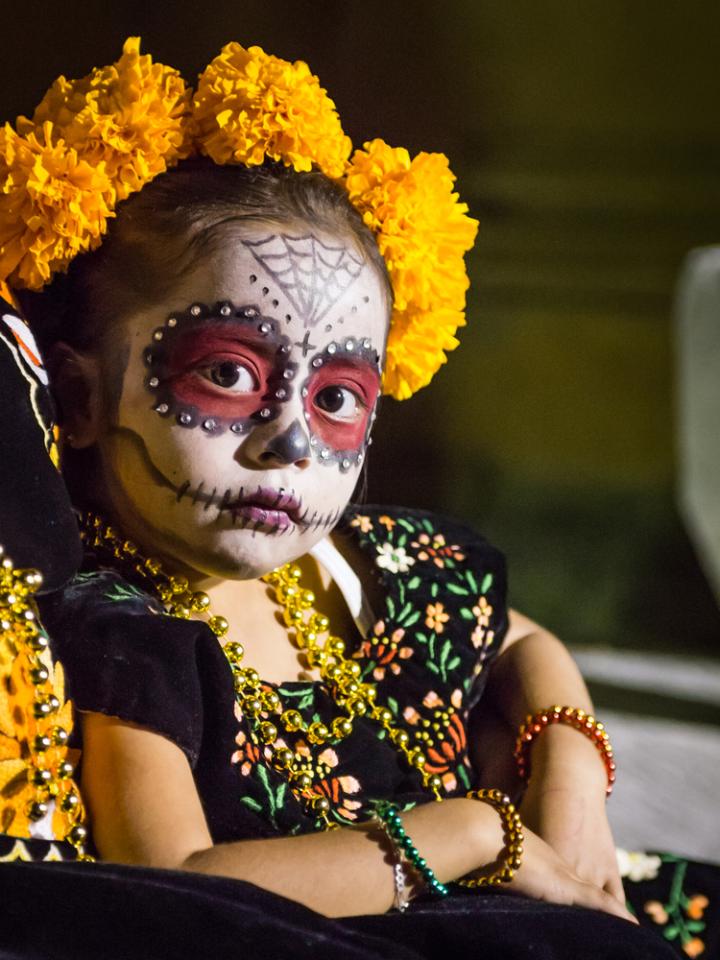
[50,342,104,448]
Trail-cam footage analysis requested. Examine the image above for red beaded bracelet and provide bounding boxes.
[514,705,616,797]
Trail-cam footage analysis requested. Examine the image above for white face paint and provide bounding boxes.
[96,228,389,580]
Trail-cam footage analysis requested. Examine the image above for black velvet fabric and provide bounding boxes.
[0,860,677,960]
[0,296,81,591]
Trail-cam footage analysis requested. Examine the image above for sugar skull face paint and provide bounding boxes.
[144,302,296,434]
[99,229,389,580]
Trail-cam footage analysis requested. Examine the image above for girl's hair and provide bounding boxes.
[17,157,392,356]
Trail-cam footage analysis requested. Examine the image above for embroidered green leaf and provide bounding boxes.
[397,518,416,533]
[104,582,147,603]
[386,596,396,619]
[415,631,429,645]
[403,610,421,628]
[426,661,439,675]
[481,573,493,594]
[446,583,469,596]
[278,686,315,710]
[662,926,679,941]
[458,765,471,790]
[387,696,399,715]
[430,582,439,598]
[240,796,263,813]
[460,608,475,621]
[447,656,461,672]
[397,533,408,548]
[407,576,421,590]
[421,518,434,534]
[465,569,478,593]
[686,921,706,934]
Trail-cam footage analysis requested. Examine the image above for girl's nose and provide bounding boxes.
[257,418,312,468]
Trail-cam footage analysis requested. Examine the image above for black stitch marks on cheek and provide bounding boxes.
[241,234,365,329]
[142,301,296,435]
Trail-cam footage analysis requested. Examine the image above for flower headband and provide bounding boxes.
[0,39,478,400]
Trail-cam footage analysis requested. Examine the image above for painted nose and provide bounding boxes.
[260,419,311,465]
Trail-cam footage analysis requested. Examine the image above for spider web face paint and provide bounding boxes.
[143,301,296,435]
[242,234,365,329]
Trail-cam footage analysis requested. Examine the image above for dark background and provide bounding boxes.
[3,0,719,654]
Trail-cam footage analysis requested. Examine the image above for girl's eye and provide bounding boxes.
[314,385,361,420]
[203,360,256,392]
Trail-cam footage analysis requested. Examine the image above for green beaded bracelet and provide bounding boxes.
[375,803,449,898]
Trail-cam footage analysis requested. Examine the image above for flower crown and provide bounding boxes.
[0,39,478,400]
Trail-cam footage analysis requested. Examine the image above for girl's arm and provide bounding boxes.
[81,712,633,920]
[472,610,625,902]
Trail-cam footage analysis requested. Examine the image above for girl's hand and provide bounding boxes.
[502,823,635,923]
[519,773,626,903]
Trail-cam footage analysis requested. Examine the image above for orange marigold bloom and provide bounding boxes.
[345,139,478,399]
[682,937,706,958]
[193,43,351,179]
[687,894,709,920]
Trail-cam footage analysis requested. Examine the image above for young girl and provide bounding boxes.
[3,37,677,954]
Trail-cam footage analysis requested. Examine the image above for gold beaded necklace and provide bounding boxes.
[80,514,443,829]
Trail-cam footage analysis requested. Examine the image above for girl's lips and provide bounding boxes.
[231,503,293,530]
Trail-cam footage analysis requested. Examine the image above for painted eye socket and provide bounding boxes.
[202,360,257,393]
[314,385,362,420]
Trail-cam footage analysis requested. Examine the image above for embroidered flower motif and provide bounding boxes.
[682,938,706,958]
[231,728,261,776]
[422,691,443,709]
[616,849,662,882]
[403,706,420,725]
[424,714,467,777]
[687,895,709,920]
[425,602,449,633]
[644,900,670,925]
[411,532,465,568]
[472,596,493,627]
[350,515,373,533]
[378,515,397,531]
[375,543,415,574]
[353,621,413,680]
[311,747,362,820]
[471,625,495,652]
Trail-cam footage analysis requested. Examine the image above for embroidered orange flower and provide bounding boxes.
[354,621,413,680]
[425,602,449,633]
[472,596,493,627]
[411,532,465,568]
[643,901,669,924]
[378,515,396,531]
[687,894,709,920]
[231,729,261,776]
[682,938,706,958]
[350,515,373,533]
[311,747,362,820]
[424,713,467,776]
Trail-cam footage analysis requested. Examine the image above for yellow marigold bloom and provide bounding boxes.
[0,123,115,290]
[1,38,190,290]
[193,43,351,179]
[345,140,478,399]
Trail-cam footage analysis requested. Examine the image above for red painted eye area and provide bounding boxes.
[305,361,380,451]
[164,325,273,418]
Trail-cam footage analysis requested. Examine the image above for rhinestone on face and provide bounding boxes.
[147,377,159,389]
[280,344,291,354]
[178,412,193,426]
[190,304,202,317]
[345,338,356,351]
[283,369,294,379]
[154,403,169,415]
[275,388,287,400]
[301,386,309,398]
[244,307,258,317]
[167,317,177,328]
[312,358,323,368]
[259,322,272,335]
[362,338,371,349]
[230,423,244,434]
[319,448,330,460]
[259,408,271,418]
[202,418,217,431]
[341,458,351,470]
[327,342,337,355]
[220,304,232,317]
[357,452,364,465]
[152,329,164,342]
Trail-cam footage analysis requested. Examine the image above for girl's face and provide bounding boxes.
[95,226,389,580]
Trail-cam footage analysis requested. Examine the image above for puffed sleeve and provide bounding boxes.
[37,569,233,767]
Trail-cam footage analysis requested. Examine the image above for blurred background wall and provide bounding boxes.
[3,0,719,659]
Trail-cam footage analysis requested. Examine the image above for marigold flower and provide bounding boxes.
[193,43,351,179]
[425,601,450,633]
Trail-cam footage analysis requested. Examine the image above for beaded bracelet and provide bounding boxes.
[457,788,524,888]
[374,803,449,899]
[514,705,616,797]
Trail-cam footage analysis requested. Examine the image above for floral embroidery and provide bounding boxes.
[425,602,449,633]
[629,853,709,957]
[378,515,396,531]
[617,849,662,882]
[350,514,373,533]
[375,542,415,574]
[353,621,414,681]
[411,532,466,568]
